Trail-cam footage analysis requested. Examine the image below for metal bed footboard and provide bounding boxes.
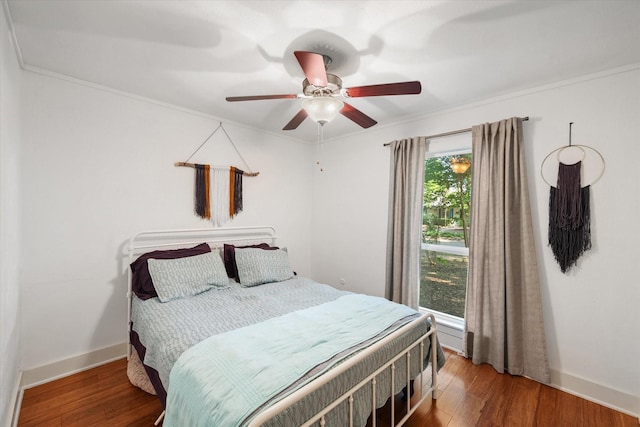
[248,312,440,427]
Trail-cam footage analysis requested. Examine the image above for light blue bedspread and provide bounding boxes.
[163,293,417,427]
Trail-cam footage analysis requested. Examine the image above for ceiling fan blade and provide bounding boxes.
[283,109,308,130]
[294,51,328,87]
[226,94,297,102]
[340,102,377,129]
[344,81,422,98]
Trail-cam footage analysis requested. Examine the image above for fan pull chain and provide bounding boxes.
[316,122,324,172]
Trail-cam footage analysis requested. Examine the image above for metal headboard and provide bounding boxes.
[126,226,277,357]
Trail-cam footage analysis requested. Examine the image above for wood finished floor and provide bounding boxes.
[18,349,638,427]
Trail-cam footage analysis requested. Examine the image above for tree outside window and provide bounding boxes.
[420,153,471,319]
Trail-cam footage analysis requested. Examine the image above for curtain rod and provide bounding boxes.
[383,116,529,146]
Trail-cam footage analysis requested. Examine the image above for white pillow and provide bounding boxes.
[235,247,294,287]
[148,252,229,302]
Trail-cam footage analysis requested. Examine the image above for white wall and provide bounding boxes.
[312,67,640,415]
[11,35,640,418]
[19,71,315,371]
[0,3,22,425]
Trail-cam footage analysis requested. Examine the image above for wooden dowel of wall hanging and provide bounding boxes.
[174,162,259,177]
[175,161,196,167]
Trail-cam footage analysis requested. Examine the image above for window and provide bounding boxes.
[420,149,472,326]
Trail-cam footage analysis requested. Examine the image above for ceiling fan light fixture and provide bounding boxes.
[303,97,344,125]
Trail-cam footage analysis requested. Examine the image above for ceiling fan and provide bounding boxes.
[225,51,422,130]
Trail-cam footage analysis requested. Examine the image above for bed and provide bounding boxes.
[127,226,445,426]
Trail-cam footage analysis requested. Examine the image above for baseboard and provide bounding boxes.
[20,342,127,389]
[5,370,22,427]
[549,368,639,419]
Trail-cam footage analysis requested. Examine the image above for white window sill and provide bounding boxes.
[420,308,465,351]
[419,308,464,332]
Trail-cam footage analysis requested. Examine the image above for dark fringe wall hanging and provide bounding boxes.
[541,122,605,273]
[194,164,211,219]
[230,166,243,217]
[548,162,591,273]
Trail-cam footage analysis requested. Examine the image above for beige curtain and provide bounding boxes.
[464,117,550,384]
[385,137,427,310]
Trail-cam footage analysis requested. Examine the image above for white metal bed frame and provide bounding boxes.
[126,226,439,426]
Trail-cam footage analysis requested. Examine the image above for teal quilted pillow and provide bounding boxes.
[235,247,294,287]
[148,252,229,302]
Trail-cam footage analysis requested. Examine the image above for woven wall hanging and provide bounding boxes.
[175,123,258,226]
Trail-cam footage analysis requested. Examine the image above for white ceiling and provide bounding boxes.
[7,0,640,142]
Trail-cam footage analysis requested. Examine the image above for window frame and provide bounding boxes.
[419,146,471,333]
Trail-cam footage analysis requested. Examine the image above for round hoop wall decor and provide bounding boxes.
[540,144,605,187]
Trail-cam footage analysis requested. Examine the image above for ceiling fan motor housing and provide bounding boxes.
[303,73,342,97]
